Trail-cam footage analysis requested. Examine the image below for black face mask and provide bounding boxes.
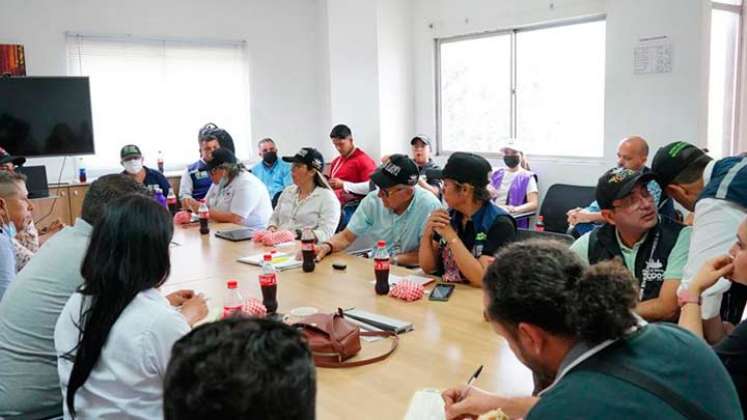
[503,155,520,168]
[262,151,278,165]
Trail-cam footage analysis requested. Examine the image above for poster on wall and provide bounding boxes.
[634,36,672,75]
[0,44,26,76]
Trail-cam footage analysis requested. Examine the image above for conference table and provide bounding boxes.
[163,223,534,419]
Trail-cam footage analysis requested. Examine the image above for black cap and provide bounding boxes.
[427,152,491,188]
[120,144,142,160]
[206,148,238,171]
[595,167,657,210]
[652,141,711,188]
[282,147,324,172]
[0,147,25,167]
[370,154,419,189]
[410,135,431,147]
[330,124,352,139]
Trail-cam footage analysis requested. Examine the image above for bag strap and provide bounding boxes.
[313,331,399,368]
[578,357,715,420]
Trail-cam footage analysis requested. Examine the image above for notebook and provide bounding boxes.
[237,252,302,271]
[403,388,446,420]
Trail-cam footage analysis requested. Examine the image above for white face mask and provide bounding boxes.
[123,159,143,174]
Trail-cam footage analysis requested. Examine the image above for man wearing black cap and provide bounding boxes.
[0,147,26,172]
[381,135,442,197]
[315,154,442,265]
[327,124,377,205]
[204,148,272,229]
[419,152,516,287]
[570,167,691,321]
[653,141,747,341]
[120,144,171,196]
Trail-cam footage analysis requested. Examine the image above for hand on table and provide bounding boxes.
[180,294,209,326]
[315,243,333,262]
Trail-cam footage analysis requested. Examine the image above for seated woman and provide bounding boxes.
[489,143,538,229]
[265,148,340,243]
[54,194,207,418]
[679,216,747,410]
[204,148,273,230]
[419,152,516,287]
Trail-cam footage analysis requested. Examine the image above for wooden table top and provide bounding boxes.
[163,223,533,420]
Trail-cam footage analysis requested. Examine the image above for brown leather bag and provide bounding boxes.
[295,308,399,368]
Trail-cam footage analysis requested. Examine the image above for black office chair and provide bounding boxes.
[513,228,575,246]
[539,183,596,233]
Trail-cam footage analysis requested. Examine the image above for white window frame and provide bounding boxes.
[435,15,607,160]
[709,2,743,157]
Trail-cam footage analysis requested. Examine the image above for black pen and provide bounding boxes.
[466,364,483,387]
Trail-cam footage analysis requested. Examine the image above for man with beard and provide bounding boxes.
[570,167,691,321]
[441,241,741,420]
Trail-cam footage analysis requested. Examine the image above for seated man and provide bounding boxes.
[567,136,674,235]
[652,141,747,339]
[0,171,34,277]
[570,167,690,321]
[164,318,316,420]
[381,135,441,197]
[120,144,171,196]
[0,175,146,419]
[327,124,377,228]
[180,124,222,211]
[442,241,742,420]
[251,138,292,202]
[315,154,442,266]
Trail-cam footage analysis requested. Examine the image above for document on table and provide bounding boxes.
[404,388,445,420]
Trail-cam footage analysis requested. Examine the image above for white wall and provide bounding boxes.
[412,0,711,200]
[377,0,415,158]
[0,0,327,181]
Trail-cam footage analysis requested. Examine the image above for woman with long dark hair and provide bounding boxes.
[54,194,207,418]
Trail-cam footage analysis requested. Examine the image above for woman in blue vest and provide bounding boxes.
[679,216,747,411]
[419,152,516,287]
[489,142,538,229]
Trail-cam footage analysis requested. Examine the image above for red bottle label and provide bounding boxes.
[259,273,277,286]
[374,259,390,271]
[222,305,242,319]
[301,242,314,251]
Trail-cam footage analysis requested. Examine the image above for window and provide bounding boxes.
[67,34,250,171]
[438,19,606,157]
[708,2,742,159]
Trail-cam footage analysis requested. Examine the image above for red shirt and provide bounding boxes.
[329,148,376,203]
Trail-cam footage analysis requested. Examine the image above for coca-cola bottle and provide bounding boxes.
[259,254,278,313]
[198,200,210,235]
[157,150,165,173]
[301,227,316,273]
[166,190,178,216]
[222,279,243,319]
[373,240,390,295]
[535,215,545,232]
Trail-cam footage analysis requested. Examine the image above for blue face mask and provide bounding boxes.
[4,223,16,239]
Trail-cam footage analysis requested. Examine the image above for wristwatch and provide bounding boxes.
[676,288,701,307]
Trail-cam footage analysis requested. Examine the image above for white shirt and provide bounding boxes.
[269,185,341,243]
[681,160,747,319]
[492,169,538,206]
[205,170,272,230]
[54,289,190,420]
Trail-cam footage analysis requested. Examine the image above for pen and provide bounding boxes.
[466,364,483,387]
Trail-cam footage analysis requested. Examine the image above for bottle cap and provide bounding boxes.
[263,254,272,261]
[377,240,386,247]
[227,279,238,288]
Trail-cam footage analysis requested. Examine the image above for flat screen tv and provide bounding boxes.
[0,76,95,157]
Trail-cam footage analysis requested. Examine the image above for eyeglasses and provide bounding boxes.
[613,188,653,211]
[377,186,408,198]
